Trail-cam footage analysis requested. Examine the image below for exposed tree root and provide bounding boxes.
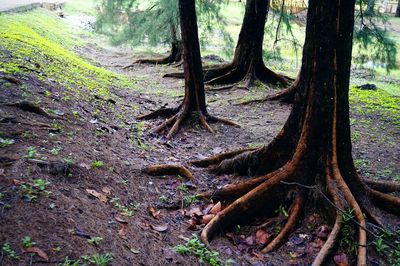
[142,164,194,180]
[239,76,298,105]
[363,178,400,193]
[190,148,258,167]
[4,101,58,119]
[262,189,305,252]
[136,106,180,120]
[1,76,22,85]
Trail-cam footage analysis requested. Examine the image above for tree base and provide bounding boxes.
[137,105,239,139]
[195,147,400,265]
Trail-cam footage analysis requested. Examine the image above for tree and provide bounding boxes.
[96,0,229,66]
[166,0,291,90]
[397,0,400,17]
[137,0,237,138]
[192,0,400,264]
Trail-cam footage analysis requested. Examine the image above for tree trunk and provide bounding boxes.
[136,0,237,138]
[196,0,400,264]
[131,23,183,66]
[165,0,291,89]
[396,0,400,17]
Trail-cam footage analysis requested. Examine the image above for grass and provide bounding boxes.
[0,9,133,98]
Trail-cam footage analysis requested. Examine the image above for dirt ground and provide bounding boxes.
[1,11,399,266]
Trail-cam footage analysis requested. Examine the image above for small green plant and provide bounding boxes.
[159,195,168,202]
[275,205,289,217]
[174,234,222,266]
[44,91,52,97]
[21,178,51,202]
[109,198,139,217]
[26,146,37,158]
[22,236,35,248]
[87,236,103,246]
[183,194,200,205]
[64,157,75,166]
[339,208,357,253]
[59,256,80,266]
[91,160,104,169]
[50,147,62,155]
[177,184,188,192]
[82,253,112,266]
[2,243,20,261]
[0,138,14,148]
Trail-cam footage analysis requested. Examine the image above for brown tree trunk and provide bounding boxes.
[165,0,291,89]
[396,0,400,17]
[128,23,183,66]
[136,0,238,138]
[196,0,400,264]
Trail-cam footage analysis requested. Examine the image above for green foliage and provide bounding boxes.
[183,194,200,205]
[95,0,232,52]
[87,236,103,246]
[339,208,357,253]
[109,197,139,217]
[59,257,80,266]
[82,253,113,266]
[0,10,132,98]
[373,227,400,265]
[0,138,14,148]
[91,160,105,169]
[26,146,37,159]
[22,236,35,248]
[2,243,20,261]
[353,0,397,71]
[349,87,400,129]
[21,178,52,202]
[174,234,222,266]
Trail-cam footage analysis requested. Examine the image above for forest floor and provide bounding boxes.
[0,6,399,266]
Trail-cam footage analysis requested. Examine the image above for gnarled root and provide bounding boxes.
[190,148,258,167]
[136,106,180,120]
[4,101,58,119]
[363,178,400,193]
[142,164,194,180]
[262,188,305,252]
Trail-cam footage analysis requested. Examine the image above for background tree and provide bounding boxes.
[136,0,237,138]
[396,0,400,17]
[166,0,292,90]
[192,0,400,264]
[96,0,230,66]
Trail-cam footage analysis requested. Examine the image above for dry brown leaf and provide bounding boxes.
[12,179,25,186]
[188,206,203,217]
[114,215,127,224]
[0,168,5,176]
[210,201,221,214]
[334,253,349,266]
[24,247,49,261]
[102,187,112,195]
[118,224,128,237]
[86,189,107,203]
[201,214,215,225]
[150,224,169,232]
[255,229,270,245]
[317,225,331,240]
[147,206,160,219]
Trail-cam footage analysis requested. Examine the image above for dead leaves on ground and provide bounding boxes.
[23,247,49,261]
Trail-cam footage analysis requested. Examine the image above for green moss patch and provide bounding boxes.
[0,9,132,98]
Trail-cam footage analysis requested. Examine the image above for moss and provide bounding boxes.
[0,9,133,98]
[349,87,400,129]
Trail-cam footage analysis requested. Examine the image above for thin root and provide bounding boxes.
[142,164,194,180]
[364,178,400,193]
[190,148,258,167]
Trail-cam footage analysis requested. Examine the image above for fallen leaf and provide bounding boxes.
[114,215,127,224]
[23,247,49,261]
[85,189,107,203]
[12,179,25,186]
[118,224,128,237]
[289,251,305,259]
[147,206,160,219]
[210,201,222,214]
[202,203,214,215]
[255,229,270,245]
[312,238,325,248]
[0,168,4,176]
[188,206,203,217]
[150,223,169,232]
[102,187,112,195]
[187,218,198,230]
[334,253,349,266]
[201,214,215,225]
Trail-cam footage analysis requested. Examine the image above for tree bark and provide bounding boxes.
[129,23,183,66]
[197,0,400,264]
[396,0,400,17]
[165,0,291,89]
[137,0,237,138]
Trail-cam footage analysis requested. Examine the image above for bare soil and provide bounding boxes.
[0,31,399,266]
